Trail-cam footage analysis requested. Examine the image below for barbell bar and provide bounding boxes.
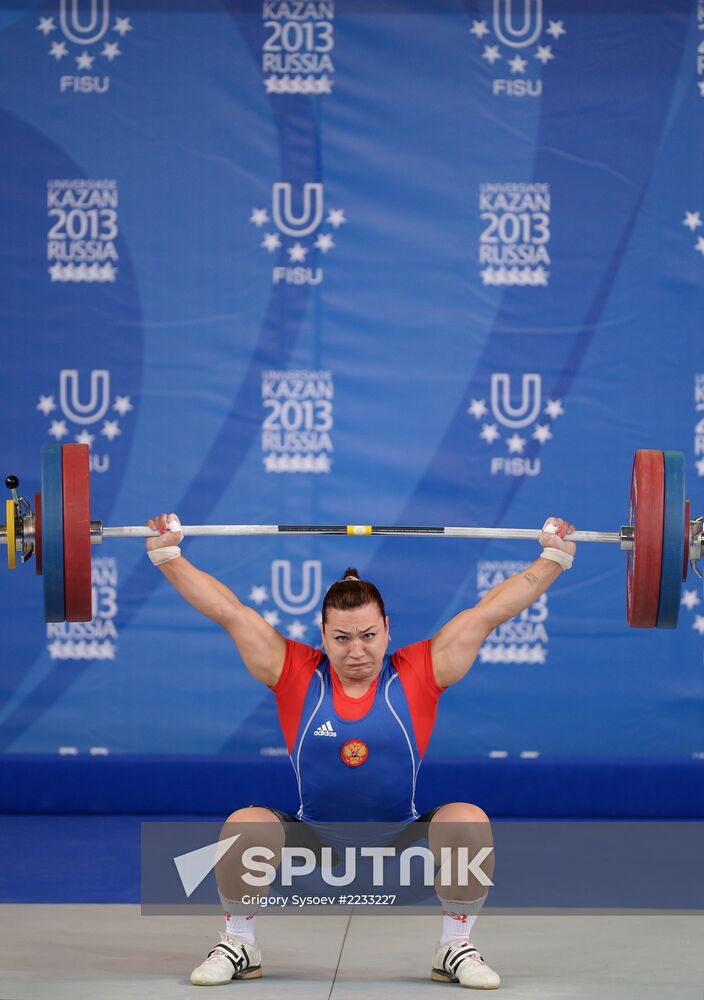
[1,444,702,628]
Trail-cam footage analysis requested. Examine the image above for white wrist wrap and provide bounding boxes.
[540,548,573,571]
[148,546,181,567]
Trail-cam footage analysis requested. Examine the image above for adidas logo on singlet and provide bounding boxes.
[313,720,337,737]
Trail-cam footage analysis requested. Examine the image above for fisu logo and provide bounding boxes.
[272,183,324,238]
[272,560,322,615]
[59,0,110,45]
[490,373,541,429]
[37,368,134,472]
[59,369,110,425]
[492,0,543,49]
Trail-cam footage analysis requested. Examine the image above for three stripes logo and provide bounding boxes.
[313,720,337,737]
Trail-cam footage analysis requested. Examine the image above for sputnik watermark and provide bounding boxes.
[174,837,492,898]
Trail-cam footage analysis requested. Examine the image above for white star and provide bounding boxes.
[311,612,322,628]
[49,419,69,440]
[480,423,500,444]
[480,266,496,285]
[288,242,308,263]
[75,430,95,446]
[101,419,121,440]
[263,610,281,627]
[695,236,704,255]
[697,457,704,477]
[314,233,335,253]
[249,585,269,605]
[317,75,333,94]
[37,16,55,35]
[76,51,94,70]
[262,233,281,252]
[469,19,489,39]
[113,395,133,416]
[533,424,553,444]
[113,16,133,36]
[681,589,701,611]
[535,45,554,64]
[509,55,527,73]
[264,453,280,472]
[100,261,117,282]
[544,399,564,419]
[264,76,280,94]
[326,209,346,228]
[102,41,121,61]
[693,615,704,636]
[533,265,549,286]
[49,40,68,60]
[699,81,704,97]
[467,398,488,420]
[482,45,501,64]
[314,454,331,472]
[37,395,56,416]
[683,211,702,231]
[250,208,269,228]
[506,433,526,454]
[287,621,307,640]
[546,20,566,39]
[48,262,65,281]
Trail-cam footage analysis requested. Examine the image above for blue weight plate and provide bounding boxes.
[656,451,685,629]
[41,444,65,623]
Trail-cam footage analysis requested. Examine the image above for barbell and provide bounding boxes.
[1,444,702,629]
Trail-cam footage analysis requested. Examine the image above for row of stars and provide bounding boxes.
[47,419,122,443]
[468,398,565,421]
[49,262,118,282]
[47,40,122,62]
[479,423,554,447]
[37,394,133,417]
[680,585,704,636]
[481,45,556,68]
[48,639,116,660]
[480,265,549,286]
[37,16,133,36]
[261,234,334,256]
[263,453,331,472]
[250,208,346,228]
[264,75,333,94]
[470,19,566,41]
[478,644,547,663]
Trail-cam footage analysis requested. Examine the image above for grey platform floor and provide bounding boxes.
[1,906,703,999]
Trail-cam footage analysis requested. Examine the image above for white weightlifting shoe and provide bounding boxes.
[431,941,500,989]
[190,932,262,985]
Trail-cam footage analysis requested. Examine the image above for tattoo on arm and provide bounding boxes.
[523,571,540,586]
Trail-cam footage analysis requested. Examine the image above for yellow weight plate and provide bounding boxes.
[6,499,16,569]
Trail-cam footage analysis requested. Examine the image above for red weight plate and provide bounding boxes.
[683,499,690,582]
[34,491,42,576]
[62,444,92,622]
[626,450,664,628]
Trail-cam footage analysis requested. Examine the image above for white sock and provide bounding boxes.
[219,891,257,944]
[225,911,257,944]
[440,910,478,945]
[438,895,486,946]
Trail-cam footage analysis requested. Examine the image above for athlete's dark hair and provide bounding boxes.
[321,567,387,626]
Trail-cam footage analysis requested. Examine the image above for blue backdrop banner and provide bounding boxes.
[0,0,703,772]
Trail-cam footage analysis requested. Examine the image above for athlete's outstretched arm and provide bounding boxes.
[146,513,286,686]
[430,517,575,688]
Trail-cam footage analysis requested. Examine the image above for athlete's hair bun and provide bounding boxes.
[341,566,360,580]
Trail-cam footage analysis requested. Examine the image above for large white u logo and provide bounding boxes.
[272,183,324,238]
[60,0,110,45]
[59,369,110,425]
[271,560,322,615]
[490,373,541,428]
[492,0,543,49]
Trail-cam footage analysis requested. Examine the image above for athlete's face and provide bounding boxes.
[321,603,390,685]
